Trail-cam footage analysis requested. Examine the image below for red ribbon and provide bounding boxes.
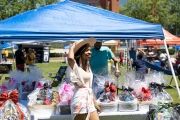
[141,87,152,100]
[0,90,24,120]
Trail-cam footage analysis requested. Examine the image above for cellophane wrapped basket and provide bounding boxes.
[28,82,58,117]
[57,79,74,115]
[118,86,138,112]
[97,81,118,112]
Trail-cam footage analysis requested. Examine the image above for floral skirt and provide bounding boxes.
[71,88,96,120]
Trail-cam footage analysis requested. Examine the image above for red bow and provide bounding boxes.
[0,90,24,120]
[105,82,117,92]
[141,87,152,101]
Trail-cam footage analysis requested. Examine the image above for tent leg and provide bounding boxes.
[166,76,177,89]
[163,39,180,98]
[11,42,16,70]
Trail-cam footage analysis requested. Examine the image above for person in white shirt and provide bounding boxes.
[160,50,167,69]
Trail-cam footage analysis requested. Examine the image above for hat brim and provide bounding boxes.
[74,38,96,54]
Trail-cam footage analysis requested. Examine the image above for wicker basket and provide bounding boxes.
[118,99,138,112]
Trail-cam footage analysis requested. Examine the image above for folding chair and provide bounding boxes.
[48,66,67,82]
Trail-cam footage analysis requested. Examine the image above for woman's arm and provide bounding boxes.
[92,94,102,113]
[68,43,76,69]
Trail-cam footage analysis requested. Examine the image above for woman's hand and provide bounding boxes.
[95,105,102,113]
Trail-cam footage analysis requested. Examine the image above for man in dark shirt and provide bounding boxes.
[132,48,147,80]
[15,44,25,71]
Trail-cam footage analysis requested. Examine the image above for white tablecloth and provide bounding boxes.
[20,100,149,120]
[33,110,148,120]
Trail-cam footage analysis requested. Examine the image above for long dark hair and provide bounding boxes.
[75,44,90,66]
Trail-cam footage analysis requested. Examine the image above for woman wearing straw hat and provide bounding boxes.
[67,38,101,120]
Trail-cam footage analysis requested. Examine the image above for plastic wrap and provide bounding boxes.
[145,71,168,85]
[131,81,152,101]
[18,103,30,120]
[92,74,115,99]
[119,86,134,102]
[58,81,74,106]
[98,81,116,103]
[0,100,20,120]
[149,82,173,102]
[57,80,74,115]
[149,103,180,120]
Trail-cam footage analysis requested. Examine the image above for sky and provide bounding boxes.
[120,0,128,6]
[71,0,128,6]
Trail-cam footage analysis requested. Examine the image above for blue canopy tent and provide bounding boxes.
[173,46,180,50]
[0,0,164,41]
[1,43,18,49]
[0,0,179,97]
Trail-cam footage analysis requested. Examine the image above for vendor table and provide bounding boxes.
[20,101,149,120]
[32,110,148,120]
[0,63,12,73]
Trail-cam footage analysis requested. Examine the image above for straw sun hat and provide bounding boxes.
[73,38,96,54]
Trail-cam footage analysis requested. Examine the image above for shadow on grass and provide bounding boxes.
[52,80,61,87]
[164,86,180,89]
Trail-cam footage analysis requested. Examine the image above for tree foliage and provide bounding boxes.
[0,0,60,21]
[120,0,180,36]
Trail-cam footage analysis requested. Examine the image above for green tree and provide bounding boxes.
[120,0,180,35]
[0,0,60,21]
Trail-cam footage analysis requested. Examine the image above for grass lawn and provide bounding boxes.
[0,62,180,103]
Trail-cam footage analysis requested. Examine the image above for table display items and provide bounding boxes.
[118,86,138,111]
[149,82,173,102]
[0,89,30,120]
[124,71,172,103]
[0,70,24,92]
[92,74,115,99]
[97,81,118,112]
[57,79,74,115]
[148,102,180,120]
[28,82,58,117]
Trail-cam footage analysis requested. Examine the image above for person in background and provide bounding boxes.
[15,44,25,72]
[153,46,161,67]
[119,52,124,68]
[3,49,8,62]
[160,50,168,69]
[67,38,101,120]
[90,40,120,98]
[176,51,180,64]
[146,47,156,63]
[63,52,68,64]
[26,48,35,66]
[132,48,147,80]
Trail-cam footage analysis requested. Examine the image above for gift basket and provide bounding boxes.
[57,79,74,115]
[118,86,138,112]
[0,89,30,120]
[148,102,180,120]
[28,81,58,117]
[19,67,43,100]
[97,81,118,112]
[149,82,173,103]
[0,70,24,93]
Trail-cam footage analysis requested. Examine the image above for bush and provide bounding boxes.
[49,53,63,57]
[50,47,54,50]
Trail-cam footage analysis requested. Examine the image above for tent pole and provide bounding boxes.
[163,39,180,98]
[125,40,129,71]
[11,42,16,70]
